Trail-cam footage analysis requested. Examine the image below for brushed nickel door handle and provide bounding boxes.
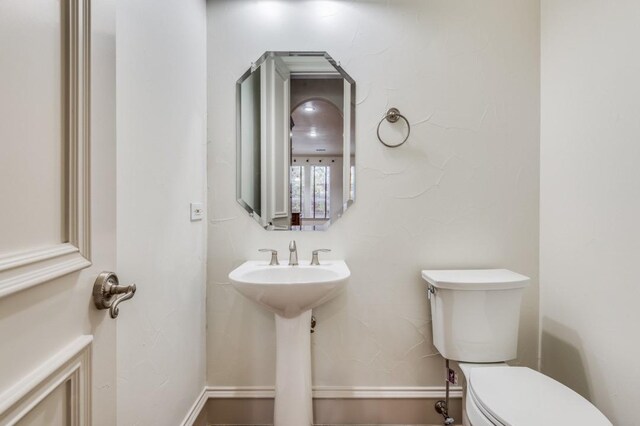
[93,271,136,318]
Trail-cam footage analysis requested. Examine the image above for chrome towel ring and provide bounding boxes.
[377,107,411,148]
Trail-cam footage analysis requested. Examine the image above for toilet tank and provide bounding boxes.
[421,269,530,363]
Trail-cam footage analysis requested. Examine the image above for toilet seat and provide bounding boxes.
[467,367,611,426]
[465,387,504,426]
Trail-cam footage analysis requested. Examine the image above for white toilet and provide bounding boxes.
[422,269,612,426]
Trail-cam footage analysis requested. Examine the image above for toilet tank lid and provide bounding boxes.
[469,367,612,426]
[421,269,530,290]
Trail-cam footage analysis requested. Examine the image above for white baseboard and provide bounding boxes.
[205,385,463,399]
[180,387,208,426]
[181,385,463,426]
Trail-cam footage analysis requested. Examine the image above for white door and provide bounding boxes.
[342,79,353,208]
[0,0,117,424]
[261,55,291,228]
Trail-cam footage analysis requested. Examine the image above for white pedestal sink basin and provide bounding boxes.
[229,260,350,426]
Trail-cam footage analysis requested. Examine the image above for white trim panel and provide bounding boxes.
[0,247,91,299]
[0,335,93,426]
[0,0,92,300]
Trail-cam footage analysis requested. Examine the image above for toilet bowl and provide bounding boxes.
[458,363,611,426]
[421,269,612,426]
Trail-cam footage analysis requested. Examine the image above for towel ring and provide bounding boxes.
[377,108,411,148]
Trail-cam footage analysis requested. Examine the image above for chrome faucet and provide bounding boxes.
[288,240,298,266]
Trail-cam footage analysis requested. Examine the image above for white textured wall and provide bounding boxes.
[207,0,540,387]
[540,1,640,424]
[116,0,208,424]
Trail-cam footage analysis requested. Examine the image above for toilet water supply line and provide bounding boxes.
[428,285,455,425]
[435,358,455,425]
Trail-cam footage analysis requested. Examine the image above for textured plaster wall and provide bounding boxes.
[116,0,208,424]
[540,1,640,423]
[207,0,540,387]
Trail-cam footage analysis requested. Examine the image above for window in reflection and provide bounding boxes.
[312,165,330,219]
[290,166,303,214]
[350,165,355,202]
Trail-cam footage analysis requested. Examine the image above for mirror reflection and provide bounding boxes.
[236,52,355,231]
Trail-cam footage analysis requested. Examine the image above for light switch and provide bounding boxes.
[190,202,204,221]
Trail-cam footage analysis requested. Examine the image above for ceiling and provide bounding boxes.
[291,98,343,156]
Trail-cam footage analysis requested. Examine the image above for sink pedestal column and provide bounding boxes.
[274,309,313,426]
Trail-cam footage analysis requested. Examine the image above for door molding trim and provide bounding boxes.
[0,0,92,300]
[0,335,93,425]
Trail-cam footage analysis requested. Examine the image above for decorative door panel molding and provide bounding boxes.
[0,0,91,299]
[0,336,92,426]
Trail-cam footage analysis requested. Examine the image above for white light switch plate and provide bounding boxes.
[190,202,204,221]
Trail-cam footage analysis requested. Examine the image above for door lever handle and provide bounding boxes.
[93,272,137,318]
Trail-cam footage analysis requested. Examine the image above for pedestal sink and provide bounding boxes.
[228,260,350,426]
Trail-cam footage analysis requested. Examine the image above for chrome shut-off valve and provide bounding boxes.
[93,272,136,319]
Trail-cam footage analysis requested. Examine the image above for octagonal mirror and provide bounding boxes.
[236,51,355,231]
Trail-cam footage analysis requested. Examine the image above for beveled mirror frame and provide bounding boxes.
[0,0,91,299]
[236,51,356,231]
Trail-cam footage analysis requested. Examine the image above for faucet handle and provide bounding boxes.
[258,248,279,266]
[310,249,331,265]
